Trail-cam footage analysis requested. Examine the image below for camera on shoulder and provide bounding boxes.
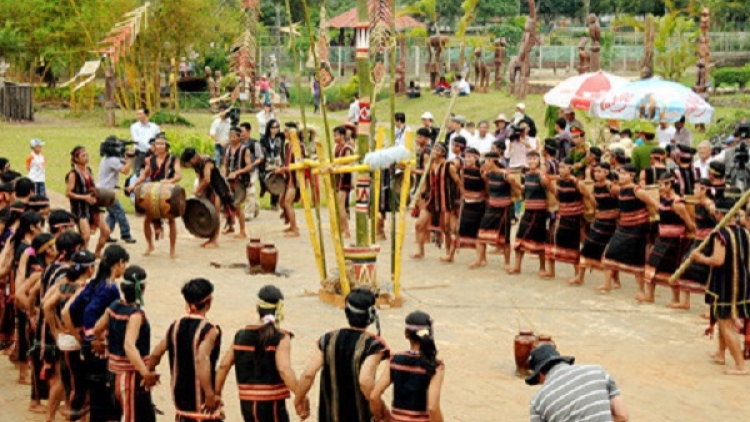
[100,136,136,158]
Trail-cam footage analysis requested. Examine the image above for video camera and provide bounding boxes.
[226,106,240,127]
[100,136,136,158]
[738,123,750,140]
[735,141,748,167]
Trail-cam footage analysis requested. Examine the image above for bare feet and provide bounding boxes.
[201,241,218,249]
[708,352,726,365]
[468,260,487,269]
[377,233,387,241]
[595,284,612,292]
[410,253,424,260]
[170,252,178,260]
[28,403,47,414]
[538,271,554,279]
[489,248,502,255]
[342,232,351,239]
[18,377,31,385]
[222,227,235,235]
[234,233,247,239]
[504,264,512,272]
[667,302,690,310]
[700,311,710,320]
[142,246,155,256]
[439,256,453,263]
[507,267,521,275]
[612,280,621,290]
[566,278,583,286]
[284,231,300,238]
[283,227,294,233]
[634,293,655,303]
[725,368,749,375]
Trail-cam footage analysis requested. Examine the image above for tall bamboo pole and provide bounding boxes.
[371,126,385,244]
[393,130,414,297]
[354,0,373,246]
[388,0,398,284]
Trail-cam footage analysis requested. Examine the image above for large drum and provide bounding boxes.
[265,173,287,196]
[135,183,186,219]
[93,188,116,208]
[184,197,219,239]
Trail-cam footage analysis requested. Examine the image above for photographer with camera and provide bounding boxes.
[130,108,161,177]
[726,123,750,191]
[98,136,136,244]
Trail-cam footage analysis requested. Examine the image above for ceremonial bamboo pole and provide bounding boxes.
[669,189,750,284]
[394,131,415,297]
[408,88,461,209]
[371,126,386,244]
[320,155,352,295]
[388,0,398,283]
[289,130,326,280]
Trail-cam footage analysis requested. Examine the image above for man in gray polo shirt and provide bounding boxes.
[526,345,629,422]
[98,136,136,244]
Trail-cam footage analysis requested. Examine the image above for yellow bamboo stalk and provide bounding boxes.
[393,130,415,298]
[333,155,361,165]
[332,164,371,174]
[289,129,326,281]
[371,126,386,244]
[319,153,351,295]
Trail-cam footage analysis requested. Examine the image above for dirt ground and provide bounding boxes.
[1,201,747,422]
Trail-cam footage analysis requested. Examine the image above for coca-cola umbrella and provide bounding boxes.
[543,71,630,111]
[589,77,715,124]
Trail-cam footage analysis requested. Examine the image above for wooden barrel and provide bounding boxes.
[644,185,660,222]
[184,197,219,239]
[93,188,116,208]
[135,183,186,219]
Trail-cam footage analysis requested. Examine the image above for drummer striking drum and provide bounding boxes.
[128,135,183,258]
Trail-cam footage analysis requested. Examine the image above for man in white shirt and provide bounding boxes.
[347,93,360,123]
[469,120,495,156]
[456,75,470,96]
[448,115,472,160]
[255,102,275,136]
[693,140,711,178]
[129,107,160,176]
[673,116,693,147]
[210,105,231,168]
[394,112,408,147]
[656,120,676,148]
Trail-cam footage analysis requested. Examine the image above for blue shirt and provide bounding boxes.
[69,279,120,337]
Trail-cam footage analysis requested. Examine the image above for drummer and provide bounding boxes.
[128,134,182,258]
[98,136,136,245]
[223,127,253,239]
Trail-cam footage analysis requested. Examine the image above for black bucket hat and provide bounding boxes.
[525,344,575,386]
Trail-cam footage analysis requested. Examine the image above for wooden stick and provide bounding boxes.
[289,129,326,281]
[408,88,461,209]
[371,126,385,245]
[393,131,415,298]
[669,189,750,284]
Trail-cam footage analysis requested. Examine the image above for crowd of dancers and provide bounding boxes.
[0,154,444,421]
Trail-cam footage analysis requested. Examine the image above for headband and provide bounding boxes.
[37,238,56,255]
[406,322,433,339]
[122,274,146,305]
[346,300,380,335]
[73,261,96,272]
[258,299,285,325]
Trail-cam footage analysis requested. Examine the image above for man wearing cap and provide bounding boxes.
[553,118,572,161]
[210,105,231,168]
[673,116,693,147]
[526,344,629,422]
[99,136,136,245]
[630,123,658,176]
[567,124,588,179]
[130,108,161,176]
[420,112,439,144]
[563,108,582,137]
[448,115,472,160]
[494,114,511,143]
[26,139,46,196]
[516,103,537,137]
[656,120,676,148]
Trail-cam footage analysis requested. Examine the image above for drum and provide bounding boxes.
[135,183,186,219]
[583,180,595,222]
[183,197,220,239]
[93,188,116,208]
[509,169,523,203]
[644,185,660,222]
[265,173,287,196]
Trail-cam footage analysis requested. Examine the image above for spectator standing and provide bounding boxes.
[656,120,676,148]
[563,108,581,137]
[130,108,160,176]
[694,140,712,178]
[516,103,538,137]
[470,120,495,156]
[673,116,693,147]
[210,105,231,168]
[630,124,658,176]
[553,118,572,162]
[347,93,360,123]
[98,136,136,244]
[256,102,276,138]
[494,114,511,143]
[239,122,263,220]
[420,112,439,145]
[448,115,472,160]
[26,139,46,196]
[526,344,629,422]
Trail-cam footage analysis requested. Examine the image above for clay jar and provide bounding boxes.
[535,334,556,350]
[514,330,537,376]
[259,243,278,274]
[247,238,262,267]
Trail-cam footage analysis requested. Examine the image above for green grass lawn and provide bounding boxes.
[0,91,744,212]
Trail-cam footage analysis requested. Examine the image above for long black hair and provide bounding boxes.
[11,211,43,247]
[92,244,129,286]
[255,284,284,362]
[65,250,97,281]
[263,118,281,141]
[405,310,439,376]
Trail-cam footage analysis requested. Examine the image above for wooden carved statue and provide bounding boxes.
[395,36,407,95]
[641,15,655,79]
[514,0,537,99]
[473,47,489,93]
[493,37,506,90]
[426,35,449,89]
[206,66,219,111]
[588,14,601,72]
[507,55,520,94]
[577,37,590,74]
[695,8,710,96]
[104,65,117,127]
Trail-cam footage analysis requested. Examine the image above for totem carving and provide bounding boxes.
[426,35,449,89]
[695,7,710,97]
[473,47,489,93]
[641,15,655,79]
[493,37,506,90]
[395,36,407,95]
[577,38,590,74]
[588,14,601,72]
[512,0,536,99]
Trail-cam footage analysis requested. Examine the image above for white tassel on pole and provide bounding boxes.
[363,146,410,170]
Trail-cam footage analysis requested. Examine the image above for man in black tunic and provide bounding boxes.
[295,288,390,421]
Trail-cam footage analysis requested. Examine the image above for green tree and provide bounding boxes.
[475,0,519,24]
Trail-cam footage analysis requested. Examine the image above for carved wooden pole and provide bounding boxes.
[493,38,506,90]
[104,65,116,127]
[588,14,601,72]
[516,0,536,99]
[354,0,373,246]
[641,15,655,79]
